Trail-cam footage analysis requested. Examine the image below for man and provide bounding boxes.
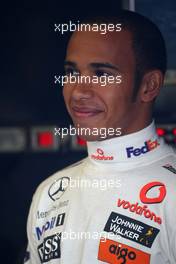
[24,10,176,264]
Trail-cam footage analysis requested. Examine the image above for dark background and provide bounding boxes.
[0,0,176,263]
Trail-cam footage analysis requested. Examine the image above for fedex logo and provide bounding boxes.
[126,139,159,158]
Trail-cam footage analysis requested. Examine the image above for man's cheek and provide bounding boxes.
[62,87,66,99]
[62,94,70,112]
[63,89,70,104]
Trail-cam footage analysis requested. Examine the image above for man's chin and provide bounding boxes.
[72,122,112,141]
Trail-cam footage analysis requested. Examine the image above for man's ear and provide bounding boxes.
[139,70,164,102]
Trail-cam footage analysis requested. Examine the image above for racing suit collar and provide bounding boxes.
[87,121,166,165]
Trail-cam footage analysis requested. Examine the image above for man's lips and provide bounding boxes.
[71,106,104,118]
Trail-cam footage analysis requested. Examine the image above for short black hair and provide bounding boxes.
[81,10,167,97]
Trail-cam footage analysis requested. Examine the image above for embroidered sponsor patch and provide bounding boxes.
[38,233,61,263]
[98,238,150,264]
[104,212,159,248]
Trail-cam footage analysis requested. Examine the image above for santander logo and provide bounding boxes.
[91,148,114,161]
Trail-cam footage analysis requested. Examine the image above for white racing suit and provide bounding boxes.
[24,122,176,264]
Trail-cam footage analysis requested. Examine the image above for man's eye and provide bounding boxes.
[65,68,79,76]
[95,70,110,77]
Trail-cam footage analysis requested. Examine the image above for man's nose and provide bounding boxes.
[71,82,94,101]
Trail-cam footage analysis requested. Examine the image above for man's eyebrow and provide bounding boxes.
[64,61,77,67]
[90,62,119,71]
[64,61,120,71]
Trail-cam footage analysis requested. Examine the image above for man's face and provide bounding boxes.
[63,28,140,141]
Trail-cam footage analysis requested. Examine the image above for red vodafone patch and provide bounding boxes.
[98,238,150,264]
[140,181,166,204]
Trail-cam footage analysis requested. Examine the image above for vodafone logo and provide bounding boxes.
[140,182,166,204]
[117,198,162,224]
[116,182,166,225]
[97,148,104,155]
[91,148,114,161]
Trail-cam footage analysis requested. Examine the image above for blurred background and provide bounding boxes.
[0,0,176,263]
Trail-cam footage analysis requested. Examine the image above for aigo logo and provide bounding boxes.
[98,238,150,264]
[140,182,166,204]
[91,148,114,161]
[109,243,136,262]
